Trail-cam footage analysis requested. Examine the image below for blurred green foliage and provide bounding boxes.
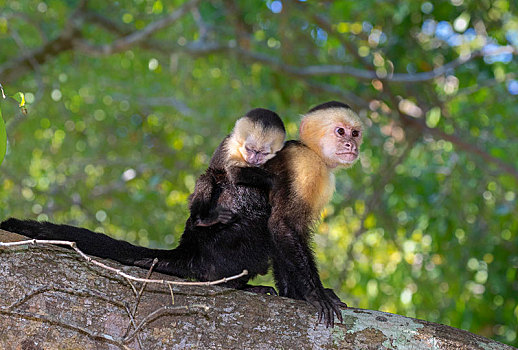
[0,109,5,166]
[0,0,517,345]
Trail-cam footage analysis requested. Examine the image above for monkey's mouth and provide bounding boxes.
[336,152,358,162]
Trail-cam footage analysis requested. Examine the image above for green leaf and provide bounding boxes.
[12,92,25,107]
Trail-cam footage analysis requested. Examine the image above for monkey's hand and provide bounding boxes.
[305,288,344,328]
[213,207,237,225]
[195,207,237,227]
[230,167,275,190]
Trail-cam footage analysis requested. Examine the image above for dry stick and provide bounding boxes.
[136,258,158,305]
[123,304,144,350]
[168,284,175,305]
[123,275,139,297]
[0,239,248,286]
[122,258,159,342]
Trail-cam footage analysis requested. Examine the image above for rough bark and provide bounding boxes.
[0,229,512,350]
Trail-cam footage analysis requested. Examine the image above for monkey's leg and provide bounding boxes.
[189,172,219,224]
[269,218,344,327]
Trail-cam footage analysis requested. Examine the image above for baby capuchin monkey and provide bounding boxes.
[1,108,286,293]
[194,108,285,228]
[265,101,363,327]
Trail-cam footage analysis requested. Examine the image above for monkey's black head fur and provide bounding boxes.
[308,101,351,113]
[245,108,286,132]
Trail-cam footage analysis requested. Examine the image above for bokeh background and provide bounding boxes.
[1,0,517,345]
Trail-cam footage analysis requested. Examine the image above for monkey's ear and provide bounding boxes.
[299,118,307,138]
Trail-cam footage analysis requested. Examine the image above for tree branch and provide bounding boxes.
[1,229,512,349]
[0,0,87,83]
[74,0,201,56]
[233,46,516,83]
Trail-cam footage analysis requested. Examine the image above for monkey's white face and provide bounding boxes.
[239,138,281,166]
[323,123,362,168]
[232,117,285,167]
[300,107,363,169]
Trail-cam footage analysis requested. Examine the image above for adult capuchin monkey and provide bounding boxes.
[1,108,286,294]
[265,101,363,327]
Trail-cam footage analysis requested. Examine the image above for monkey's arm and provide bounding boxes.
[227,166,274,191]
[189,171,238,228]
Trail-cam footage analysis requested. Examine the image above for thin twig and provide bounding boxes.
[136,258,158,307]
[123,304,144,349]
[122,258,158,341]
[168,283,175,305]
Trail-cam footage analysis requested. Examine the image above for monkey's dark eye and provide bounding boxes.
[352,130,360,137]
[335,127,345,137]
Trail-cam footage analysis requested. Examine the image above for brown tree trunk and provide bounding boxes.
[0,229,512,350]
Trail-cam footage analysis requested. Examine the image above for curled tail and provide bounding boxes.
[0,218,191,277]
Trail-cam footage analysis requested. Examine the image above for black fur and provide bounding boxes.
[244,108,285,133]
[308,101,351,113]
[1,109,285,291]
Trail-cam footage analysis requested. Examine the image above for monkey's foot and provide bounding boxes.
[305,289,344,327]
[324,288,348,308]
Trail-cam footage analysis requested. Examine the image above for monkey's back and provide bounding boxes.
[180,166,272,288]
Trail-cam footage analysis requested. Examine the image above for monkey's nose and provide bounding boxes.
[343,142,358,153]
[246,153,263,165]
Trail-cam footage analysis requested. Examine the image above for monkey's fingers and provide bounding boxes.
[194,220,214,227]
[308,294,335,327]
[217,209,236,224]
[331,303,343,324]
[324,288,348,308]
[317,301,334,327]
[309,299,324,324]
[336,300,348,308]
[317,307,323,324]
[326,306,334,328]
[327,302,342,327]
